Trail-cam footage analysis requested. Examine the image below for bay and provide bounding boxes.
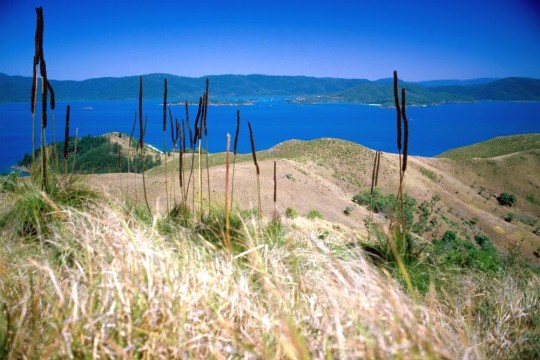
[1,99,539,174]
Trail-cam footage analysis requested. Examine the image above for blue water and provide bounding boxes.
[1,99,540,174]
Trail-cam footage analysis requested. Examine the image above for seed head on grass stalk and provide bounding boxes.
[248,121,262,220]
[203,79,211,211]
[389,71,415,298]
[169,108,179,203]
[34,6,54,192]
[393,70,402,153]
[188,97,203,218]
[401,88,409,173]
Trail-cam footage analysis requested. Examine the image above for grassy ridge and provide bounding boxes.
[437,133,540,160]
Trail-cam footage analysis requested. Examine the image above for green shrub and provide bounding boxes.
[503,212,515,222]
[343,206,353,216]
[353,189,416,226]
[285,207,298,219]
[306,209,322,220]
[433,231,503,274]
[353,189,392,214]
[497,192,516,207]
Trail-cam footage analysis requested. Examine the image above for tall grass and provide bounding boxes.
[1,199,487,359]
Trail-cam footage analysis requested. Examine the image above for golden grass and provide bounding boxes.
[0,199,492,359]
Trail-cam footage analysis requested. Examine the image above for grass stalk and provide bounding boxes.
[31,57,38,168]
[63,105,70,174]
[40,78,48,191]
[203,79,211,212]
[248,121,261,221]
[273,160,277,221]
[198,137,203,221]
[71,128,78,174]
[138,76,152,217]
[127,111,137,200]
[370,150,378,195]
[225,133,231,251]
[183,102,192,206]
[163,78,169,213]
[387,70,415,297]
[187,97,202,218]
[230,109,240,209]
[48,82,58,172]
[374,150,381,187]
[169,107,178,204]
[187,97,202,216]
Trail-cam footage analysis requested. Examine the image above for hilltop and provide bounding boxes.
[1,73,540,105]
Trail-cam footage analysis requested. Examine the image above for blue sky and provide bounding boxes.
[1,0,539,81]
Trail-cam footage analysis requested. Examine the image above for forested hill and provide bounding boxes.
[0,73,367,102]
[1,73,539,105]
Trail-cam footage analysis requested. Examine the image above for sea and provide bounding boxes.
[1,99,540,174]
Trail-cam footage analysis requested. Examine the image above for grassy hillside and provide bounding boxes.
[437,133,540,159]
[2,141,540,358]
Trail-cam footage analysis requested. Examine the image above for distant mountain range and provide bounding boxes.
[1,73,539,106]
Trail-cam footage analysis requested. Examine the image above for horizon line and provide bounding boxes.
[3,71,535,83]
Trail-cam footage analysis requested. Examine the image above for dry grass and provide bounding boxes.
[0,198,505,359]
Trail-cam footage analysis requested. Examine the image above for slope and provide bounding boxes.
[437,133,540,159]
[88,137,540,265]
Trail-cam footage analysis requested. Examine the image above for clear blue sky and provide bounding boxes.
[1,0,539,81]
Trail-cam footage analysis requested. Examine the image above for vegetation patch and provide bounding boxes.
[497,192,517,207]
[306,209,323,219]
[19,135,161,174]
[437,133,540,159]
[353,189,416,226]
[419,167,438,182]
